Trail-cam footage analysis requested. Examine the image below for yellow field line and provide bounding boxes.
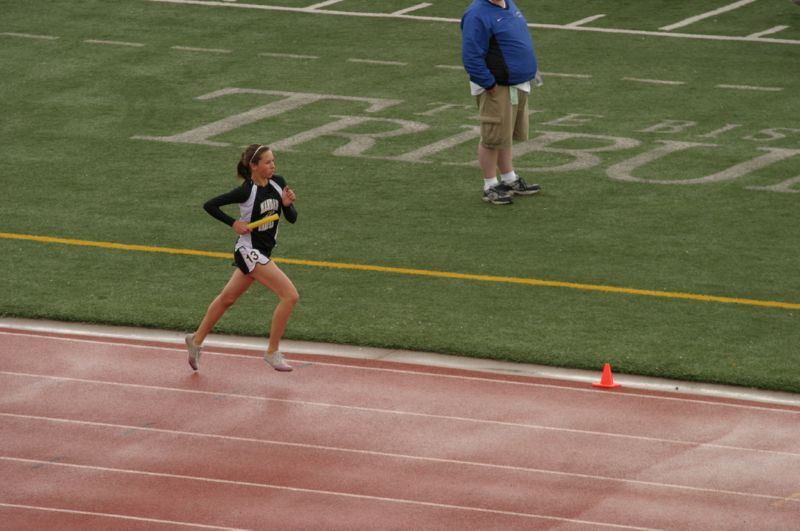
[2,231,798,311]
[0,232,230,259]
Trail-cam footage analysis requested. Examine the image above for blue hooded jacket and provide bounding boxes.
[461,0,538,89]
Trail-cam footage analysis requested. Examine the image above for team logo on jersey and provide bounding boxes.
[260,198,279,215]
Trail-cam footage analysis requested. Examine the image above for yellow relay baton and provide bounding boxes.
[246,213,279,230]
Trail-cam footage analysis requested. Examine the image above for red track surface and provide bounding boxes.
[1,325,799,530]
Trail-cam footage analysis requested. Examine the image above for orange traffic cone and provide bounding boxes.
[592,363,621,389]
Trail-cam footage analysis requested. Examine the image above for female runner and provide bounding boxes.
[185,144,299,372]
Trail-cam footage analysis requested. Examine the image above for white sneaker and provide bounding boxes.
[185,334,202,371]
[264,351,293,372]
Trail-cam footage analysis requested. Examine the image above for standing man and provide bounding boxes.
[461,0,541,205]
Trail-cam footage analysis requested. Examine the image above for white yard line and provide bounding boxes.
[623,77,686,86]
[348,58,407,66]
[147,0,800,46]
[409,66,594,79]
[716,84,783,92]
[540,71,592,79]
[539,23,800,45]
[259,52,319,59]
[747,25,789,39]
[83,39,145,47]
[171,45,232,53]
[392,3,432,16]
[0,32,59,40]
[306,0,344,9]
[566,14,606,28]
[146,0,800,46]
[660,0,759,31]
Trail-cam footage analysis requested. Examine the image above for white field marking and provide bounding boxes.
[533,23,800,45]
[622,77,686,86]
[392,3,432,16]
[747,175,800,193]
[771,491,800,508]
[347,58,407,66]
[748,25,790,38]
[2,329,799,414]
[3,370,800,457]
[306,0,344,9]
[259,52,318,59]
[566,14,606,27]
[716,84,783,91]
[83,39,145,47]
[4,412,798,505]
[0,502,243,530]
[147,0,800,46]
[436,68,590,78]
[0,32,59,40]
[437,68,585,80]
[660,0,758,31]
[276,360,800,418]
[0,456,659,530]
[171,45,232,53]
[540,71,592,79]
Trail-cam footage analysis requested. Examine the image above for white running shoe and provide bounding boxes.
[264,351,293,372]
[185,334,202,371]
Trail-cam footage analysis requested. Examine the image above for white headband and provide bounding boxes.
[249,145,265,164]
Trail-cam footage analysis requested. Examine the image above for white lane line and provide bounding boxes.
[716,84,783,91]
[3,412,796,505]
[3,371,799,457]
[566,14,606,27]
[306,0,344,9]
[171,45,232,53]
[146,0,800,46]
[259,52,318,59]
[2,329,799,413]
[0,456,660,530]
[392,3,432,16]
[747,25,790,39]
[623,77,686,86]
[0,32,59,40]
[83,39,145,47]
[347,58,407,66]
[0,502,242,530]
[660,0,758,31]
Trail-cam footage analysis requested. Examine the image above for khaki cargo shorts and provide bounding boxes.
[476,85,529,149]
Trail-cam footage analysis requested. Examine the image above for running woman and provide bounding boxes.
[185,144,299,372]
